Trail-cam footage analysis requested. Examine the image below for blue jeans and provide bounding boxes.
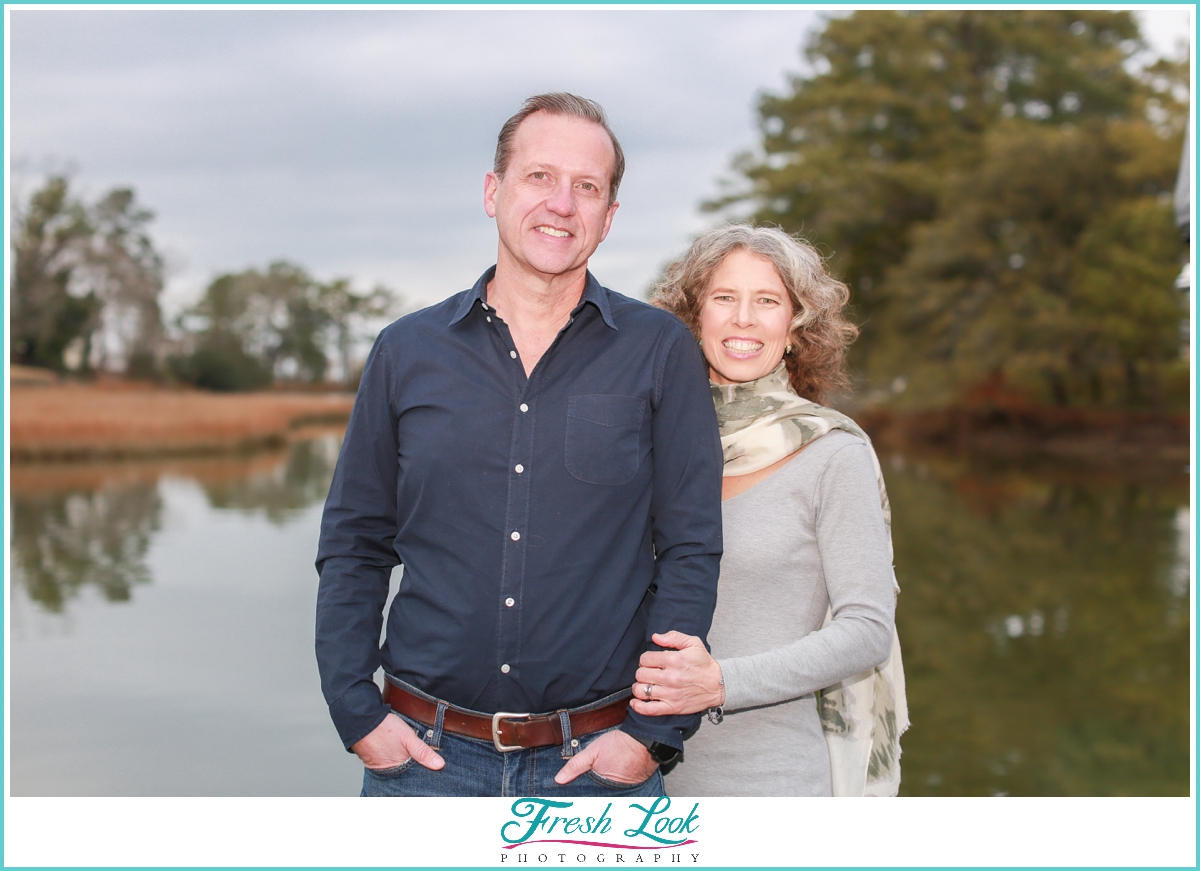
[360,692,664,797]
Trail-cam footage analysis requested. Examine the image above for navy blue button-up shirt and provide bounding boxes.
[316,268,722,752]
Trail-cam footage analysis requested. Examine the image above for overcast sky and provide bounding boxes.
[7,7,1193,320]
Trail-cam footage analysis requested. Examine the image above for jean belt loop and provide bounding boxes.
[558,710,576,759]
[430,701,447,750]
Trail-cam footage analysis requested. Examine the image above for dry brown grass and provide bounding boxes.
[10,383,354,462]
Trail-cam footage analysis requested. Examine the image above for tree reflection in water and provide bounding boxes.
[11,483,162,611]
[7,435,1190,796]
[9,431,341,612]
[888,454,1190,796]
[199,434,340,523]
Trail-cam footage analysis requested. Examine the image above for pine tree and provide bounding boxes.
[716,11,1187,408]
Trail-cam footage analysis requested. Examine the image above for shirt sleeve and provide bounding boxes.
[718,441,896,713]
[620,325,724,751]
[315,334,401,750]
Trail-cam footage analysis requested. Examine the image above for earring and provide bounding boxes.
[785,344,793,355]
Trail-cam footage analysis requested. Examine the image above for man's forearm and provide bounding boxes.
[639,328,724,747]
[315,556,394,748]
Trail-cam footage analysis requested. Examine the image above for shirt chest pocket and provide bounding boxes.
[564,394,646,486]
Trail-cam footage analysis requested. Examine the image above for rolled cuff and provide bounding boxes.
[620,708,699,753]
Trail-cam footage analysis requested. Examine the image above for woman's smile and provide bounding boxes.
[721,337,765,356]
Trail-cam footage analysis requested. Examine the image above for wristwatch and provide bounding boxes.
[628,734,681,765]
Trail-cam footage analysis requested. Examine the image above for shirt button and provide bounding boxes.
[481,302,489,311]
[501,664,511,674]
[509,350,517,359]
[486,316,492,323]
[520,403,529,413]
[511,531,521,541]
[514,464,524,474]
[505,597,515,607]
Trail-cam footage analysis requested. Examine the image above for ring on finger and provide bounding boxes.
[643,683,654,700]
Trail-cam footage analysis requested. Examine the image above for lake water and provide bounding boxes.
[7,434,1191,796]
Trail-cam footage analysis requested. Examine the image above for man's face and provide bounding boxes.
[484,112,619,283]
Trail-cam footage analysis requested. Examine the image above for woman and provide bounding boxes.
[636,224,907,797]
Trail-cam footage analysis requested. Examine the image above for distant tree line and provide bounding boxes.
[11,176,401,391]
[173,262,396,391]
[714,10,1188,411]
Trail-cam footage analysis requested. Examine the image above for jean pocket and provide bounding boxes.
[564,394,645,485]
[584,767,658,792]
[363,710,429,780]
[364,757,417,779]
[579,725,659,792]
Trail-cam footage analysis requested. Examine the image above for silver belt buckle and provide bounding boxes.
[492,711,530,752]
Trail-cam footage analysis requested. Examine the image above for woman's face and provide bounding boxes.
[699,249,794,385]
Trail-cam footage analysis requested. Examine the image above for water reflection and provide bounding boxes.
[8,430,363,797]
[6,436,1190,796]
[888,454,1190,796]
[200,435,342,522]
[10,482,161,611]
[10,429,341,612]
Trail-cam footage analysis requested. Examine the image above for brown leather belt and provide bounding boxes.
[383,680,630,752]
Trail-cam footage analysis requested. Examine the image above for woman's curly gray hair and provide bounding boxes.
[650,224,858,404]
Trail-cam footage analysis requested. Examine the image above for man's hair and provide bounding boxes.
[650,224,859,405]
[493,93,626,204]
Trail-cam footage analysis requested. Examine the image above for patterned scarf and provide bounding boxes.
[711,361,910,797]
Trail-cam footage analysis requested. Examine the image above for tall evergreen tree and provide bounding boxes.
[716,11,1187,408]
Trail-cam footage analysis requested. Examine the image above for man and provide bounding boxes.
[316,93,722,797]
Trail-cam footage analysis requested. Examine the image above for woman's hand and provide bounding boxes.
[629,631,725,717]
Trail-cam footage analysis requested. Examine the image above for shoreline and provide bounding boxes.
[10,381,1189,468]
[9,383,355,463]
[854,405,1190,470]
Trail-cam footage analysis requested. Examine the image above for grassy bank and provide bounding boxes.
[9,382,354,462]
[10,378,1188,466]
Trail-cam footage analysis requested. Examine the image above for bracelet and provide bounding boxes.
[706,667,726,725]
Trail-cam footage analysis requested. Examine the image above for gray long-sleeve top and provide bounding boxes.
[666,431,895,796]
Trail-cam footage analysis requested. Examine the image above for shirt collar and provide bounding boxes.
[448,267,496,326]
[448,267,617,330]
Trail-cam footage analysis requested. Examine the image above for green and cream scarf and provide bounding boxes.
[711,361,910,797]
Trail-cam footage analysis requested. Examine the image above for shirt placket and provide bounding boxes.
[484,298,537,709]
[485,299,583,712]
